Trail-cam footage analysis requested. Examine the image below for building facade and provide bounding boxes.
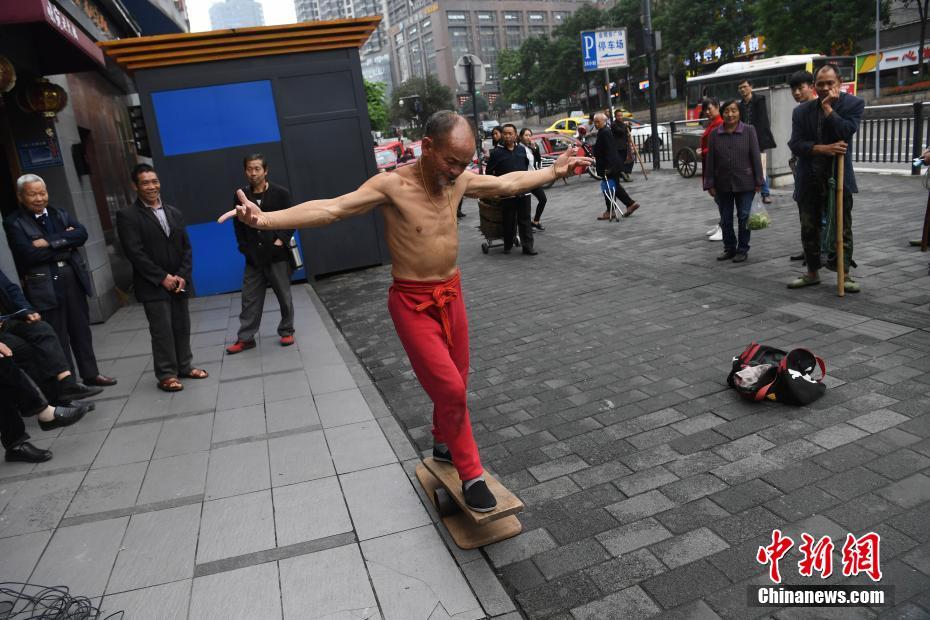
[209,0,264,30]
[386,0,583,98]
[0,0,188,322]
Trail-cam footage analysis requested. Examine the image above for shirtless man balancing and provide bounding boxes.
[219,111,592,512]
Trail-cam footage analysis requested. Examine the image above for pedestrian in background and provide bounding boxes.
[5,175,116,388]
[787,64,864,292]
[703,99,764,264]
[519,128,548,231]
[486,124,536,255]
[592,113,640,220]
[611,109,633,183]
[738,78,777,204]
[788,70,817,263]
[117,164,209,391]
[698,97,724,242]
[226,154,297,354]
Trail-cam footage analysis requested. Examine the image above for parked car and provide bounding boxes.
[627,120,671,152]
[395,141,422,168]
[528,132,594,185]
[544,117,588,136]
[374,146,399,172]
[480,120,500,140]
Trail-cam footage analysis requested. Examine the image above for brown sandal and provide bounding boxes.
[158,377,183,392]
[181,368,209,379]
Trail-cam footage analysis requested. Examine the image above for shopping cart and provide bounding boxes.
[478,199,519,254]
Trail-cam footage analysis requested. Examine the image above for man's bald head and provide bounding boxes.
[593,112,608,129]
[424,111,472,147]
[420,110,476,187]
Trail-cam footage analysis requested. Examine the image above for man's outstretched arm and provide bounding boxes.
[464,147,592,199]
[218,174,390,229]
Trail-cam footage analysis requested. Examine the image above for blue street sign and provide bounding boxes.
[581,29,629,72]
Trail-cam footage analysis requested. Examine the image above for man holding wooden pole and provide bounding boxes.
[787,64,864,294]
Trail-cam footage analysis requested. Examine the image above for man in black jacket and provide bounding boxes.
[592,113,639,220]
[738,78,777,204]
[226,154,297,354]
[116,164,209,392]
[4,175,115,388]
[485,124,536,255]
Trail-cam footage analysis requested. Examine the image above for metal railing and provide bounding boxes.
[629,123,673,163]
[851,102,928,170]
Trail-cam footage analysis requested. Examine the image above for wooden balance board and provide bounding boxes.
[415,457,524,549]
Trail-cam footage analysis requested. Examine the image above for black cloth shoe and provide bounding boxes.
[462,479,497,512]
[717,250,735,261]
[432,446,453,463]
[6,442,52,463]
[38,403,89,431]
[522,248,538,256]
[531,222,545,231]
[790,252,805,261]
[56,400,96,412]
[57,382,103,402]
[732,252,748,263]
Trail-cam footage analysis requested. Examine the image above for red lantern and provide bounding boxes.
[18,78,68,118]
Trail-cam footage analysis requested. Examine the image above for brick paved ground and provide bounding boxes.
[314,168,930,619]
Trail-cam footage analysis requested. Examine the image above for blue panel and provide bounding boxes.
[187,220,307,297]
[152,81,281,156]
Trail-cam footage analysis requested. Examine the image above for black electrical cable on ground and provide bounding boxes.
[0,583,124,620]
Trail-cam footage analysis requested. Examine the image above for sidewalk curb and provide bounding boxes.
[303,283,521,619]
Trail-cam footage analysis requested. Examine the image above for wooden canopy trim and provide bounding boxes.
[99,17,381,72]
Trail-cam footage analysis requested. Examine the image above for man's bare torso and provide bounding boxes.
[378,164,471,281]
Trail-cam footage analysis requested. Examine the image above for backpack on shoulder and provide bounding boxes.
[727,342,827,406]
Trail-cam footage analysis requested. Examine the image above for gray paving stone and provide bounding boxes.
[137,451,209,504]
[584,548,667,593]
[215,376,264,411]
[325,420,396,474]
[279,543,378,620]
[340,462,430,540]
[100,579,191,620]
[570,586,662,620]
[268,430,335,486]
[596,517,673,557]
[713,434,776,462]
[204,440,270,500]
[211,404,266,443]
[709,506,782,545]
[65,461,147,517]
[660,473,729,504]
[615,465,679,496]
[848,409,911,434]
[876,473,930,508]
[315,387,375,428]
[196,490,275,563]
[0,471,84,538]
[108,503,201,593]
[519,476,583,506]
[32,430,107,471]
[307,361,357,395]
[93,422,161,469]
[486,528,558,567]
[264,395,321,433]
[651,527,731,569]
[806,423,870,450]
[262,370,312,403]
[764,486,840,521]
[462,557,517,616]
[529,454,589,482]
[31,517,128,598]
[153,413,213,458]
[606,489,677,524]
[189,562,282,620]
[816,466,892,501]
[272,476,352,546]
[641,560,731,609]
[866,449,930,480]
[0,530,51,583]
[361,525,482,619]
[656,497,731,535]
[533,538,611,580]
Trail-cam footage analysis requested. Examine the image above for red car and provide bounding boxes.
[529,133,594,183]
[374,146,399,172]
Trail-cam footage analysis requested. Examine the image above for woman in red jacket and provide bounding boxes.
[698,97,724,241]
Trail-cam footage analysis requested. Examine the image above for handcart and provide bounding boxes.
[478,199,519,254]
[671,127,705,178]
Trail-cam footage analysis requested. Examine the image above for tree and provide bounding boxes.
[754,0,889,56]
[388,75,454,128]
[902,0,930,78]
[457,93,489,115]
[364,80,389,132]
[654,0,754,66]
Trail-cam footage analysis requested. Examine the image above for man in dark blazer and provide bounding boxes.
[116,164,209,391]
[787,64,864,292]
[738,78,777,204]
[4,174,115,388]
[226,154,296,354]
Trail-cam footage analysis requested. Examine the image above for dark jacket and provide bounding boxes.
[611,121,630,156]
[703,122,764,193]
[233,182,295,267]
[116,199,193,302]
[592,125,623,178]
[788,92,864,195]
[0,269,34,316]
[738,94,777,150]
[3,206,92,312]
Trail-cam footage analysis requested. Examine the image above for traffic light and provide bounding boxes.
[127,106,151,157]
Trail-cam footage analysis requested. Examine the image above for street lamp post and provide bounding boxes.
[642,0,661,169]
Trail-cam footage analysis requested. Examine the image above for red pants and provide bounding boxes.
[388,270,483,481]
